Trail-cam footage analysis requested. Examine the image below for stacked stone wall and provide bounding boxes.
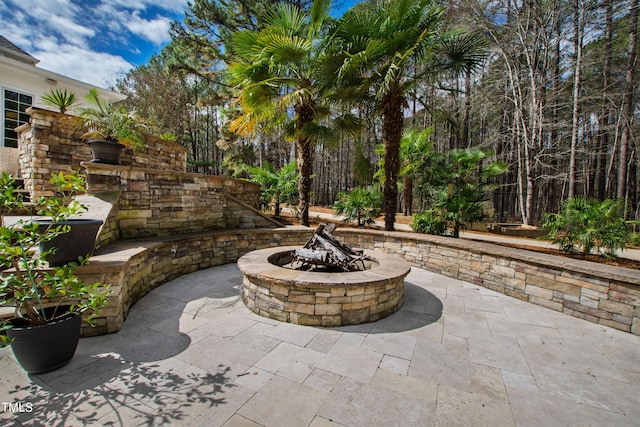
[74,227,640,338]
[337,229,640,335]
[17,109,90,197]
[17,108,187,199]
[83,162,277,242]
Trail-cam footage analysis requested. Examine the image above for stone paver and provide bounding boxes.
[2,263,640,426]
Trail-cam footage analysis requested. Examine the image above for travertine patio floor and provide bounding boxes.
[1,263,639,426]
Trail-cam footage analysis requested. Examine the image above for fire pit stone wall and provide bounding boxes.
[238,246,411,326]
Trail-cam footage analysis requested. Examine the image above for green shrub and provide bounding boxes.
[1,171,110,345]
[333,186,382,226]
[412,210,447,235]
[416,148,507,237]
[245,161,298,216]
[541,197,630,258]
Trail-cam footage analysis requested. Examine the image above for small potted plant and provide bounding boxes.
[0,171,110,374]
[78,88,149,164]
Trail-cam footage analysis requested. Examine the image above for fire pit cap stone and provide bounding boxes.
[238,246,410,289]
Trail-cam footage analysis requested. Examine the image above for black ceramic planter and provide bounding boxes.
[88,140,125,165]
[7,313,82,374]
[38,218,103,266]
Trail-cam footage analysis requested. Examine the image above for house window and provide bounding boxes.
[3,89,32,148]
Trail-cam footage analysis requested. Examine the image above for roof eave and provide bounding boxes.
[0,54,126,102]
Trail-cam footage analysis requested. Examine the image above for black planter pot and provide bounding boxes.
[7,313,82,374]
[88,139,125,165]
[38,218,103,266]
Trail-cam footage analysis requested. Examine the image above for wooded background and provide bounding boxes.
[115,0,639,226]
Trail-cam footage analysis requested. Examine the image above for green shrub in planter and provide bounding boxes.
[0,171,110,372]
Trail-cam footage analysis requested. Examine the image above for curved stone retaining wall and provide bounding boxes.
[74,227,640,337]
[75,228,311,336]
[337,229,640,335]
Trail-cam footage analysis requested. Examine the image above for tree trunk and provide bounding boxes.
[403,175,413,216]
[462,70,471,148]
[568,0,584,198]
[617,0,638,204]
[382,86,404,231]
[596,0,613,200]
[295,101,315,227]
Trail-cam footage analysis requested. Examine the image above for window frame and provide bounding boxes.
[2,87,33,148]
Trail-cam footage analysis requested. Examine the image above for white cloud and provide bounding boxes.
[9,0,79,17]
[108,0,189,14]
[4,0,91,43]
[0,0,187,87]
[34,44,133,88]
[124,13,172,45]
[45,15,95,45]
[0,16,35,53]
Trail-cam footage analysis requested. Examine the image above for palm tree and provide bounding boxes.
[228,0,332,226]
[323,0,486,230]
[399,127,433,216]
[420,148,507,238]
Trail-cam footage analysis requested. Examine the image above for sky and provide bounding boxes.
[0,0,357,90]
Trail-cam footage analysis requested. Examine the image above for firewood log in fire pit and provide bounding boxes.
[292,223,375,271]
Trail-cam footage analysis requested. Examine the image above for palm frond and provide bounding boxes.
[308,0,332,38]
[262,34,312,64]
[435,30,489,75]
[332,113,362,138]
[298,122,336,146]
[264,3,307,36]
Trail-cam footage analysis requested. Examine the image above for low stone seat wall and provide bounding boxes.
[70,227,640,337]
[74,227,311,336]
[338,229,640,334]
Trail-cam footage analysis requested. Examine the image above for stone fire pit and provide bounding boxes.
[238,246,411,327]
